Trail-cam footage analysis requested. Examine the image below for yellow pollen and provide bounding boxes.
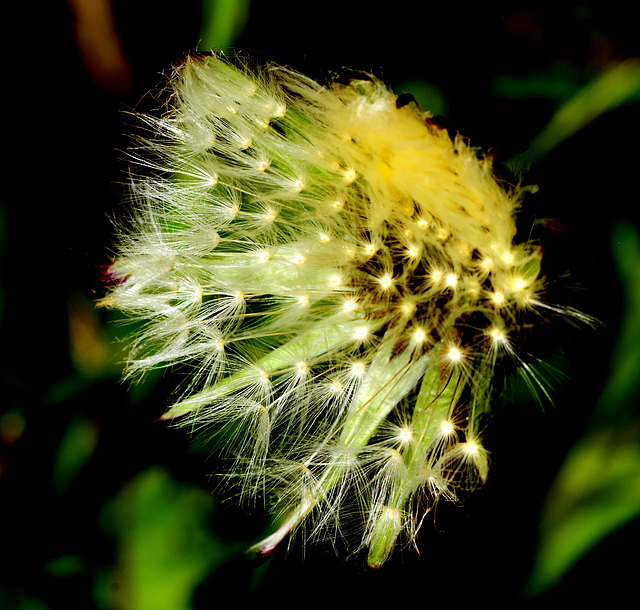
[319,233,331,243]
[417,219,428,229]
[235,291,245,302]
[293,254,305,265]
[297,361,308,374]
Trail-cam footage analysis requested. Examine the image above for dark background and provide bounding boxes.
[2,2,638,607]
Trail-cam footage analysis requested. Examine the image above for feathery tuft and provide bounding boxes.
[102,53,577,566]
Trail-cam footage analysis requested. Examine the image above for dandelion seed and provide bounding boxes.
[101,53,587,567]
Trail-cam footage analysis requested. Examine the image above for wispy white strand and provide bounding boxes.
[102,52,586,566]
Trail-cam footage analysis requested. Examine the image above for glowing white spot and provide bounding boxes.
[413,329,426,343]
[333,200,344,211]
[351,362,365,376]
[331,380,343,393]
[440,420,455,435]
[379,275,393,289]
[239,136,252,150]
[292,179,305,192]
[407,246,419,258]
[319,233,331,243]
[235,291,245,303]
[512,277,526,291]
[297,361,308,374]
[298,295,310,307]
[417,219,429,229]
[354,327,369,340]
[344,300,357,312]
[342,168,357,183]
[264,209,277,223]
[490,327,505,343]
[329,275,341,288]
[445,274,457,287]
[502,252,514,265]
[364,243,376,257]
[464,440,480,456]
[272,104,286,118]
[207,173,218,187]
[447,347,462,363]
[258,250,271,263]
[256,158,270,171]
[492,291,505,305]
[293,254,305,265]
[401,300,416,316]
[399,427,413,442]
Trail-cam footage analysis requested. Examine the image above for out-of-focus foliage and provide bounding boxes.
[198,0,250,51]
[96,467,240,610]
[525,221,640,596]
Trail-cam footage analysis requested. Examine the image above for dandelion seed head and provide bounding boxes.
[101,53,583,567]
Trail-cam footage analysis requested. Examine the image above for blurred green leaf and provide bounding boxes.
[493,69,582,102]
[52,415,99,494]
[198,0,250,51]
[98,467,237,610]
[511,59,640,171]
[525,221,640,596]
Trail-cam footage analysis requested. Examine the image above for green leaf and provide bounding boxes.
[97,468,234,610]
[511,59,640,170]
[524,222,640,596]
[198,0,250,51]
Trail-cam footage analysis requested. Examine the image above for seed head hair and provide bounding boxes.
[101,52,582,566]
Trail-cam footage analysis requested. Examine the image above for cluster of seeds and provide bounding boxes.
[103,53,552,566]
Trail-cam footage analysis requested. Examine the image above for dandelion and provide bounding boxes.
[101,52,580,566]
